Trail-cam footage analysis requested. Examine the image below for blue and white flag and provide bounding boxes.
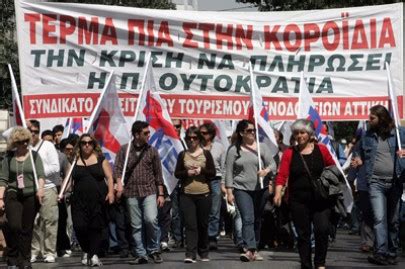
[136,63,184,194]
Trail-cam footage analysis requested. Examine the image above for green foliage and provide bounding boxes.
[237,0,402,11]
[56,0,176,9]
[0,0,18,109]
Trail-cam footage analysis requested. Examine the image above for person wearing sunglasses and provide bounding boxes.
[0,127,46,269]
[68,133,114,266]
[174,126,216,263]
[114,121,165,265]
[225,119,275,262]
[28,120,60,264]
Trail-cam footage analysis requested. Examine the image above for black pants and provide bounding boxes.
[180,193,211,259]
[158,199,172,243]
[56,198,71,254]
[290,200,331,269]
[74,225,103,259]
[5,192,38,267]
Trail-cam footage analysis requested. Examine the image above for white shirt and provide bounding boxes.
[32,140,60,189]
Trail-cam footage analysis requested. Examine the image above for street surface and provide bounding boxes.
[1,231,403,268]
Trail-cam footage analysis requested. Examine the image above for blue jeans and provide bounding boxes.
[208,178,222,239]
[231,206,243,247]
[126,194,159,257]
[369,178,403,257]
[234,188,267,250]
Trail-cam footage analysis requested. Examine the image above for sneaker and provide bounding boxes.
[240,251,254,262]
[367,254,388,265]
[160,241,170,252]
[129,256,148,265]
[149,252,163,263]
[81,253,88,265]
[88,255,102,267]
[63,250,72,257]
[254,252,264,261]
[44,255,56,263]
[30,255,38,263]
[200,257,210,262]
[184,257,196,263]
[386,256,398,265]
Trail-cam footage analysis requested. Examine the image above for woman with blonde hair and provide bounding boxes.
[69,133,114,266]
[0,127,45,269]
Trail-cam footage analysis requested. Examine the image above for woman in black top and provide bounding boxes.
[274,119,335,269]
[70,134,114,267]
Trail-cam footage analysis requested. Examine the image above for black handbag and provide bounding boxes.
[297,149,329,201]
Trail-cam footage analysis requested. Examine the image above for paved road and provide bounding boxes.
[1,231,404,268]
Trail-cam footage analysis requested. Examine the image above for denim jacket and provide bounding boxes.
[354,127,405,182]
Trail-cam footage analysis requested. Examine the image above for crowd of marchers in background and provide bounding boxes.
[0,104,404,269]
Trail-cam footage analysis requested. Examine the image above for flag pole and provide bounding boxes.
[386,62,402,151]
[249,62,263,188]
[298,71,306,119]
[58,157,77,200]
[121,52,152,185]
[8,64,39,189]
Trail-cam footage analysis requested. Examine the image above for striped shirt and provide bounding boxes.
[114,143,163,198]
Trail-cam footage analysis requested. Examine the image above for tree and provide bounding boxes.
[0,0,18,109]
[236,0,402,11]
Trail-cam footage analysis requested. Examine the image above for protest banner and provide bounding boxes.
[14,1,403,121]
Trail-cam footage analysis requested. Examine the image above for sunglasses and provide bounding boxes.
[29,129,40,135]
[244,128,256,134]
[186,136,199,141]
[174,124,182,129]
[16,139,29,145]
[200,131,210,135]
[80,140,94,146]
[143,131,151,136]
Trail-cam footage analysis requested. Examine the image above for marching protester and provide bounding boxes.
[0,127,46,269]
[54,135,72,258]
[114,121,165,264]
[347,147,374,253]
[52,125,64,150]
[225,120,275,262]
[352,105,405,266]
[29,120,60,264]
[69,133,114,266]
[175,126,216,263]
[170,119,186,249]
[199,122,226,250]
[274,119,336,269]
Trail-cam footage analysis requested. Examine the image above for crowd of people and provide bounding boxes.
[0,104,404,269]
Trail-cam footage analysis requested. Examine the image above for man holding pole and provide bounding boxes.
[114,121,165,264]
[352,105,405,266]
